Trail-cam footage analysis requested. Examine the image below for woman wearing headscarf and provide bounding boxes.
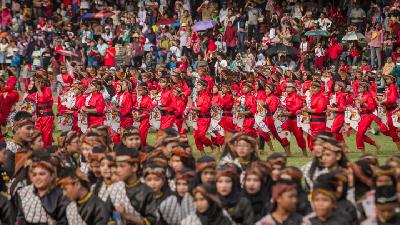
[231,133,259,173]
[256,179,303,225]
[356,165,398,222]
[181,184,234,225]
[216,164,253,225]
[243,163,273,223]
[316,171,358,224]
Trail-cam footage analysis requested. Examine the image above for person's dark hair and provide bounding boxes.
[14,111,33,122]
[0,142,6,151]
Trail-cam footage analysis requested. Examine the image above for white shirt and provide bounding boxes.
[0,43,8,52]
[318,18,332,31]
[101,32,114,42]
[300,42,308,53]
[179,31,188,47]
[350,8,366,23]
[138,8,147,23]
[219,8,228,23]
[32,50,43,66]
[315,47,325,57]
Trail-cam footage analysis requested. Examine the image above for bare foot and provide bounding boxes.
[302,149,308,157]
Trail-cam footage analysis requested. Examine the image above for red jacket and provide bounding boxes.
[197,91,211,116]
[138,95,153,121]
[352,80,360,98]
[285,92,303,116]
[27,86,53,115]
[174,95,186,119]
[0,86,19,122]
[265,93,280,114]
[220,93,234,113]
[332,91,346,113]
[85,92,106,127]
[326,42,343,60]
[360,92,377,113]
[386,84,399,109]
[255,90,267,102]
[310,91,328,116]
[211,94,222,106]
[118,91,133,117]
[160,89,176,113]
[241,93,257,115]
[202,75,215,95]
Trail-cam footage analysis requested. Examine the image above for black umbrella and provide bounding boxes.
[266,44,298,57]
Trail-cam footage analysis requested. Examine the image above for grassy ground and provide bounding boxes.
[3,125,396,167]
[4,100,396,167]
[146,129,398,168]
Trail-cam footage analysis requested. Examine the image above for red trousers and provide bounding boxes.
[120,116,133,128]
[194,118,212,151]
[160,115,175,129]
[175,117,186,134]
[242,118,257,137]
[282,118,307,150]
[139,118,150,146]
[112,116,134,144]
[258,130,272,142]
[387,110,400,143]
[211,134,224,146]
[331,114,345,142]
[356,114,376,149]
[371,114,389,135]
[220,116,234,131]
[88,116,105,128]
[307,120,327,150]
[35,116,54,147]
[314,56,324,69]
[265,116,289,146]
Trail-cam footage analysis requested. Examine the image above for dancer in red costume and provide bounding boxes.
[190,80,212,156]
[327,81,347,145]
[158,76,176,135]
[81,80,106,128]
[0,76,19,141]
[26,74,54,147]
[136,83,153,146]
[380,74,400,151]
[238,81,257,137]
[255,79,275,153]
[264,83,290,152]
[173,86,187,134]
[303,82,329,150]
[210,84,224,148]
[356,82,381,154]
[281,81,307,156]
[219,82,234,131]
[112,80,134,144]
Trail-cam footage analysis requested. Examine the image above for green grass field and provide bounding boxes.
[4,100,397,168]
[3,124,397,167]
